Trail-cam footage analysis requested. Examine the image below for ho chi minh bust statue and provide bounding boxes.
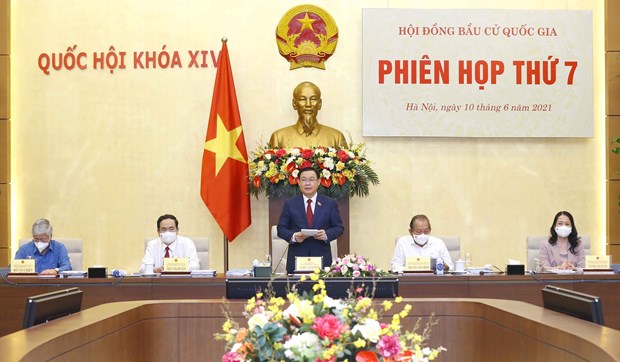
[269,81,347,149]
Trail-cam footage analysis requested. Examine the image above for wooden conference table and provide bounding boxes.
[1,298,620,361]
[1,273,619,338]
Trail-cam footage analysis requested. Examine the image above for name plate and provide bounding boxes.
[405,256,431,271]
[163,257,189,272]
[585,255,611,269]
[295,256,322,271]
[11,259,36,273]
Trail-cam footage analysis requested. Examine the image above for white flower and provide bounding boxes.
[351,318,381,343]
[283,303,299,320]
[290,148,301,156]
[247,311,271,330]
[292,169,299,178]
[322,158,335,170]
[314,148,325,156]
[283,300,314,321]
[283,332,321,361]
[264,154,272,160]
[322,169,331,178]
[348,151,355,158]
[322,296,346,312]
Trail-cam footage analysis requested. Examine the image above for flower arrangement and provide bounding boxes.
[248,142,379,200]
[216,272,446,362]
[321,253,388,278]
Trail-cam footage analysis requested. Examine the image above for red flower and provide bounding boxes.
[337,149,349,162]
[300,160,313,169]
[312,314,343,340]
[269,175,280,184]
[321,178,332,187]
[289,314,301,327]
[287,162,297,173]
[265,149,276,155]
[275,149,287,157]
[301,148,314,158]
[355,351,379,362]
[395,350,414,362]
[333,173,346,186]
[252,176,261,188]
[289,174,298,185]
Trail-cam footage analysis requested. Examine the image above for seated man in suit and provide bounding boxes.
[140,214,200,273]
[277,167,344,274]
[14,218,72,275]
[391,214,454,273]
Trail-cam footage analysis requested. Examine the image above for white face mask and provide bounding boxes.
[555,226,572,238]
[160,231,177,245]
[35,242,49,253]
[413,234,429,245]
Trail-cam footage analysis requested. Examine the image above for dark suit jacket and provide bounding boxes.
[277,194,344,274]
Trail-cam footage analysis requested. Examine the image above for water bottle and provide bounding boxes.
[436,257,444,275]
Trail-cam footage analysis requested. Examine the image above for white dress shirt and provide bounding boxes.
[140,235,200,273]
[391,235,454,272]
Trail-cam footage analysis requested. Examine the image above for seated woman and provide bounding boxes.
[539,211,585,270]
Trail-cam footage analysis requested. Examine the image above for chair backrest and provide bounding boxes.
[271,226,337,274]
[526,235,591,270]
[144,237,209,269]
[19,238,83,270]
[394,235,461,263]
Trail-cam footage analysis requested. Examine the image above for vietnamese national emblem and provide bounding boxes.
[276,4,338,70]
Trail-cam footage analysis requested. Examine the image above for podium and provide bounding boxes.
[268,197,350,257]
[226,276,398,299]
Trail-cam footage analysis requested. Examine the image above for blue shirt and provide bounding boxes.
[15,240,72,273]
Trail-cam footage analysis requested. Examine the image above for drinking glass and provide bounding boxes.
[464,252,472,271]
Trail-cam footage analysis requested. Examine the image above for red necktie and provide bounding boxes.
[306,199,313,226]
[164,246,170,258]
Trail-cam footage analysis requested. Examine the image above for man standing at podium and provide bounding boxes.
[277,167,344,274]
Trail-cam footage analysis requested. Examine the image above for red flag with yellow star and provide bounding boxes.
[200,40,251,242]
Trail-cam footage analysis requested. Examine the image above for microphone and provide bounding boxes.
[272,242,290,276]
[529,269,542,283]
[112,269,127,277]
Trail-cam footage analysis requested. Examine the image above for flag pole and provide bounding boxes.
[221,36,229,273]
[224,235,229,272]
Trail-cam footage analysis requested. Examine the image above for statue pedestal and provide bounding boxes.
[268,197,350,257]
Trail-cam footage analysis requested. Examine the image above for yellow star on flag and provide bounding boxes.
[204,114,246,175]
[298,13,316,32]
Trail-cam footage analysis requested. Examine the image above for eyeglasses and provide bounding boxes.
[300,178,318,184]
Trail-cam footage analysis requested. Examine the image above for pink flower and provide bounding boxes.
[312,314,343,340]
[352,270,361,277]
[377,334,401,358]
[222,351,244,362]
